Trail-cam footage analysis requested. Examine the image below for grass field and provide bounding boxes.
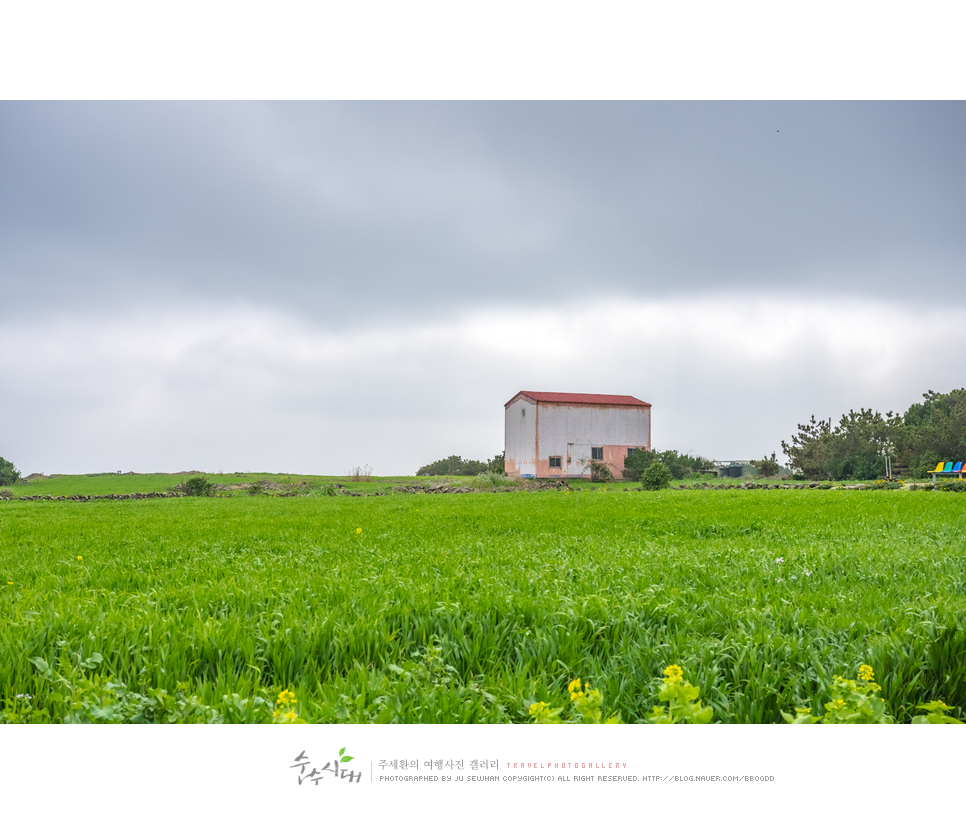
[2,483,965,723]
[7,471,729,497]
[3,471,868,499]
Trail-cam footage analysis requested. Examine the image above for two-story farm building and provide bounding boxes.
[504,391,651,479]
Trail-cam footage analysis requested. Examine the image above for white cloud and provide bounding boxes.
[2,296,963,475]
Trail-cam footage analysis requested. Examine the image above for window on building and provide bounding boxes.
[591,447,603,460]
[627,447,638,457]
[549,456,562,468]
[521,407,526,417]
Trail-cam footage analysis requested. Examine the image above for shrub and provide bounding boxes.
[183,477,214,497]
[589,459,615,482]
[866,479,904,490]
[247,482,264,496]
[937,479,966,492]
[640,461,672,490]
[0,457,20,486]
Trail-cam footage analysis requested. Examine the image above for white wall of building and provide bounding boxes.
[537,403,650,451]
[504,396,537,477]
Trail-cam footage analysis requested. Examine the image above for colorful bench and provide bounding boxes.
[930,461,964,483]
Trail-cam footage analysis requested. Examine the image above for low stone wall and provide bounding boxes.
[8,492,185,501]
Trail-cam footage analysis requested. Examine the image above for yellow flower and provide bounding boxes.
[663,664,684,684]
[276,689,297,707]
[355,527,362,535]
[77,555,83,561]
[858,664,875,682]
[529,701,547,716]
[6,582,12,585]
[568,678,585,700]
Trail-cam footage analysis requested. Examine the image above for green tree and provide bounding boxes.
[781,416,834,478]
[898,389,966,469]
[0,457,20,486]
[827,408,899,479]
[486,452,505,474]
[750,452,781,477]
[416,455,488,476]
[782,410,896,480]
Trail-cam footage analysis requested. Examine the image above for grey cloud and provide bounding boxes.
[2,102,965,328]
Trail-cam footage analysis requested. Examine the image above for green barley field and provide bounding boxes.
[2,479,965,723]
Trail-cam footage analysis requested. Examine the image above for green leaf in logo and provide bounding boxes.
[339,746,346,756]
[340,755,354,763]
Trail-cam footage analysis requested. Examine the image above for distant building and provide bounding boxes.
[719,461,752,478]
[504,391,651,479]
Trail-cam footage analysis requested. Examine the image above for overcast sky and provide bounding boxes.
[2,101,965,475]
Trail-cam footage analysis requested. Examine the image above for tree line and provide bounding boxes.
[781,388,966,480]
[622,448,716,481]
[416,453,505,476]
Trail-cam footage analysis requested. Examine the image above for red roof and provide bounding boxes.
[506,391,651,408]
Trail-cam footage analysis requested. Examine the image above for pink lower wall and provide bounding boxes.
[532,445,641,479]
[534,457,562,478]
[603,445,631,480]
